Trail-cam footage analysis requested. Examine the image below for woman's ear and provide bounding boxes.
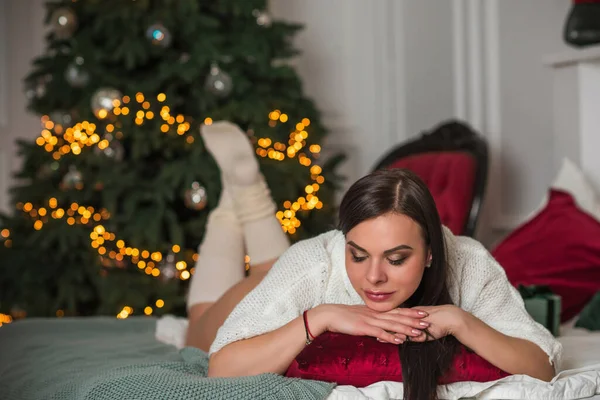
[426,250,432,268]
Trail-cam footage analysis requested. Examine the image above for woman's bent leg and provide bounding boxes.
[186,259,276,351]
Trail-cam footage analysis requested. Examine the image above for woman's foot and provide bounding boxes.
[200,121,290,268]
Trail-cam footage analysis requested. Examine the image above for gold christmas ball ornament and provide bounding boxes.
[50,7,78,39]
[253,9,272,27]
[184,181,208,210]
[91,87,122,119]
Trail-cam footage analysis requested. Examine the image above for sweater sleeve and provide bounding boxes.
[453,239,563,372]
[208,232,334,355]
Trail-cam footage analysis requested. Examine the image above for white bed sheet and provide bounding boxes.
[328,325,600,400]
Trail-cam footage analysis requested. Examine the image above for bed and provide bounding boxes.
[0,315,598,400]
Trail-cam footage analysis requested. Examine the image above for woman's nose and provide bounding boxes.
[366,260,387,284]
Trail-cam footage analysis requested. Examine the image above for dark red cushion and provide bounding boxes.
[285,332,510,387]
[492,189,600,322]
[388,152,476,235]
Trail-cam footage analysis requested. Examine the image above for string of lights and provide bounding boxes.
[0,93,327,320]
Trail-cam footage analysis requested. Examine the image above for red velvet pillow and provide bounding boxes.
[388,152,476,235]
[285,332,510,387]
[492,189,600,322]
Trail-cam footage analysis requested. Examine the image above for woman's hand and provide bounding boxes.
[311,304,430,344]
[411,304,466,340]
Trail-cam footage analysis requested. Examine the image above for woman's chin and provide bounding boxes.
[364,299,398,312]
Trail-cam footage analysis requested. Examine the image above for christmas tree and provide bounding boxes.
[0,0,344,322]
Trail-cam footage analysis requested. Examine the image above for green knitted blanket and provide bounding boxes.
[0,317,334,400]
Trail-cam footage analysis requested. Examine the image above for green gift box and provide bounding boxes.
[518,285,561,337]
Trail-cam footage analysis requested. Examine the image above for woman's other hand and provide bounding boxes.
[310,304,430,344]
[411,304,466,340]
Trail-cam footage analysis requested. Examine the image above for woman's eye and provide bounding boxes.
[351,253,367,263]
[388,257,407,266]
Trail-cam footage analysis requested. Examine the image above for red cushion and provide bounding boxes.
[388,152,476,235]
[492,189,600,322]
[285,332,510,387]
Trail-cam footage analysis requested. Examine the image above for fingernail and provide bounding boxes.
[376,338,382,342]
[394,338,401,343]
[419,321,429,327]
[418,311,428,316]
[411,329,421,335]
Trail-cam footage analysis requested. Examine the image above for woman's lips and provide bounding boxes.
[363,290,395,302]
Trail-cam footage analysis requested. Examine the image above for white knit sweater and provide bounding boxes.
[210,227,563,370]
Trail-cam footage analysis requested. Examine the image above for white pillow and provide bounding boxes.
[551,158,600,221]
[524,158,600,223]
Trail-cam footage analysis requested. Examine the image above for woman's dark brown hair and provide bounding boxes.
[338,168,459,400]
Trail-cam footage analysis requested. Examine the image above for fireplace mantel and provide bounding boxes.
[544,45,600,192]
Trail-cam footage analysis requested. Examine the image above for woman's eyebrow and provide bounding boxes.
[383,245,413,255]
[347,241,413,255]
[347,241,367,253]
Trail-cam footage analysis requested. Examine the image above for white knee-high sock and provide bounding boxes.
[186,187,245,308]
[200,121,290,266]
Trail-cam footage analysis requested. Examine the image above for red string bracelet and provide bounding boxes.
[302,310,316,345]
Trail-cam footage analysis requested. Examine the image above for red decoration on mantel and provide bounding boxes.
[565,0,600,47]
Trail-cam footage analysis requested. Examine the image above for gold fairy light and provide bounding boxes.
[0,313,13,328]
[21,103,324,294]
[117,306,132,319]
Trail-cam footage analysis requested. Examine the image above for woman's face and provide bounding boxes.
[345,212,429,312]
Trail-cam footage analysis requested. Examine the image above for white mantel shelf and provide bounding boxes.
[543,44,600,193]
[543,45,600,68]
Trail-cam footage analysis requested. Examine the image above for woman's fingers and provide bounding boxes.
[375,313,430,331]
[368,327,402,344]
[368,317,425,338]
[388,308,429,318]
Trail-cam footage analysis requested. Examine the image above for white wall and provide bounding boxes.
[271,0,574,244]
[0,0,47,213]
[1,0,577,246]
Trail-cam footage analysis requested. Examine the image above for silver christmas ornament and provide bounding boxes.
[65,56,90,87]
[36,79,48,98]
[24,82,37,100]
[253,9,272,27]
[50,110,73,128]
[184,181,208,210]
[159,252,177,280]
[146,23,172,48]
[50,7,78,39]
[94,133,124,161]
[205,64,233,97]
[61,165,83,189]
[25,75,51,100]
[91,87,122,118]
